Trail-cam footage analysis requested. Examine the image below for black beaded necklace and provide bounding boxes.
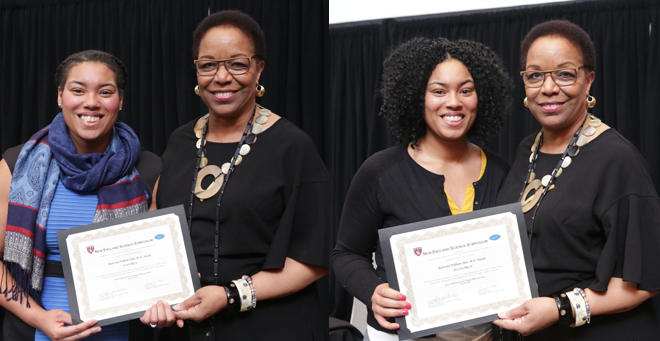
[187,105,257,285]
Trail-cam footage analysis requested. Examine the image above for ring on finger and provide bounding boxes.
[150,323,157,328]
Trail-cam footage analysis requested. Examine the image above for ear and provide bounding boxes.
[255,59,265,84]
[585,70,595,96]
[118,92,124,111]
[57,87,63,109]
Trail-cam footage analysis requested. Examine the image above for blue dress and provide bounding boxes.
[34,180,129,341]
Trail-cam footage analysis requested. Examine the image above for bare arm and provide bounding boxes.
[148,177,159,211]
[493,277,658,336]
[0,159,101,340]
[142,257,327,328]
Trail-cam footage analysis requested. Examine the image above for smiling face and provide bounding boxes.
[524,35,595,133]
[197,25,264,120]
[58,62,122,154]
[423,58,478,144]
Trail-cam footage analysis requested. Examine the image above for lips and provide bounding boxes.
[211,90,238,101]
[440,113,465,127]
[78,113,104,125]
[538,101,565,112]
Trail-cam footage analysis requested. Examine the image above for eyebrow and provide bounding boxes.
[526,62,576,70]
[198,53,249,60]
[428,80,474,86]
[68,80,117,89]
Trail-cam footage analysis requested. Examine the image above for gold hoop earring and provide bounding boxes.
[523,97,529,108]
[194,85,200,96]
[587,95,596,109]
[255,84,265,97]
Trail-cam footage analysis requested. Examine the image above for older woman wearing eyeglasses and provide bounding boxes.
[495,20,660,341]
[139,10,329,341]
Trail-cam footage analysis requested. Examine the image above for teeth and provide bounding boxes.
[215,92,234,98]
[443,115,463,122]
[81,116,100,123]
[542,104,561,109]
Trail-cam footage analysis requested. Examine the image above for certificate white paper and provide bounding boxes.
[58,205,200,326]
[379,203,537,339]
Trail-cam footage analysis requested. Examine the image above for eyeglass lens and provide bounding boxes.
[523,68,578,87]
[196,58,251,76]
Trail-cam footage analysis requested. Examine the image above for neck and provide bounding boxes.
[540,110,588,154]
[416,134,471,163]
[72,136,111,154]
[206,104,255,143]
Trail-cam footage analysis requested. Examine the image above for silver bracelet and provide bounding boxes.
[243,275,257,309]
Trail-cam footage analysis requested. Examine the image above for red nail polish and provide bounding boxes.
[401,294,407,300]
[402,309,409,315]
[405,302,411,309]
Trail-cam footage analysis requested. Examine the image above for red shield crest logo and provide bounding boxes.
[86,246,94,254]
[413,247,422,256]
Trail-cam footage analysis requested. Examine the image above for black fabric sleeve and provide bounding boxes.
[333,156,386,306]
[135,149,162,207]
[2,144,24,175]
[262,125,329,270]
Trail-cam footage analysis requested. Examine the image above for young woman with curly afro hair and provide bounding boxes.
[333,37,513,341]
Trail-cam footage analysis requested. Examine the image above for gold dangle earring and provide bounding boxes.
[586,95,596,108]
[194,85,200,96]
[523,97,529,108]
[255,84,265,97]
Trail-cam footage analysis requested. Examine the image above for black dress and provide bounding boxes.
[497,129,660,341]
[157,117,329,340]
[333,144,510,335]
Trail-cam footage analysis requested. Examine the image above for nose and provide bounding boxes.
[445,91,462,109]
[213,62,233,84]
[83,93,100,109]
[540,73,559,95]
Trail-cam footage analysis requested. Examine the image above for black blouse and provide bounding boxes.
[333,144,510,334]
[157,117,329,340]
[497,129,660,340]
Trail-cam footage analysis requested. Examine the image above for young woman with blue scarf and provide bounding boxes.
[0,50,160,341]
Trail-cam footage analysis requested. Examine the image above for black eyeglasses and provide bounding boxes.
[194,56,256,76]
[520,66,585,88]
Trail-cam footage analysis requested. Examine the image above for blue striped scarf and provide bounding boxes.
[2,113,148,307]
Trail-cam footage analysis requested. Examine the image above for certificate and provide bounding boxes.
[378,203,537,340]
[57,205,201,326]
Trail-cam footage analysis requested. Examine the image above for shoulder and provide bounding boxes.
[587,129,657,197]
[136,150,161,189]
[261,118,328,181]
[355,145,408,180]
[483,148,510,176]
[167,118,197,142]
[2,144,25,175]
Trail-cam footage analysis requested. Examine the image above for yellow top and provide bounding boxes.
[445,148,487,215]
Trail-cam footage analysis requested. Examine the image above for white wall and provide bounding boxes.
[330,0,575,24]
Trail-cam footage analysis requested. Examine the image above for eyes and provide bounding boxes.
[69,87,117,97]
[430,87,475,96]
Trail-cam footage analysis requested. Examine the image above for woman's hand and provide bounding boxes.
[492,297,557,336]
[37,309,101,341]
[371,283,411,330]
[172,285,228,326]
[140,300,177,329]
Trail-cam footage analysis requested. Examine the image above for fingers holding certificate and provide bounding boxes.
[57,205,201,326]
[379,203,538,340]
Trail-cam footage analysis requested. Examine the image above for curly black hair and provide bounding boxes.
[380,37,513,145]
[521,20,596,72]
[55,50,128,94]
[192,10,266,61]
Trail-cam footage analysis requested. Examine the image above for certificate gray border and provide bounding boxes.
[57,205,201,327]
[378,203,538,340]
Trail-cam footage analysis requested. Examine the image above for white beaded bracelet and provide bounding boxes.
[565,288,588,327]
[232,277,253,312]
